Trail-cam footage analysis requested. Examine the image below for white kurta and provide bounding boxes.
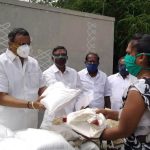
[108,73,137,110]
[77,68,111,109]
[0,49,45,131]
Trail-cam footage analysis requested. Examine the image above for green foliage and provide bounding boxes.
[53,0,150,72]
[30,0,150,72]
[30,0,53,5]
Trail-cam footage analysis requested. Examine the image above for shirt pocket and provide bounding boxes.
[95,81,105,93]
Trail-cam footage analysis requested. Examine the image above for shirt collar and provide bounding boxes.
[85,68,100,78]
[52,64,69,73]
[6,49,17,62]
[6,49,29,62]
[117,72,129,79]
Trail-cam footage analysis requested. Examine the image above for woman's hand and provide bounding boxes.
[96,108,119,120]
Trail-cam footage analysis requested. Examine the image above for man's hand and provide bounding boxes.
[29,96,45,110]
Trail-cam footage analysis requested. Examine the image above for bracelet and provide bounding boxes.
[31,102,36,110]
[27,101,30,109]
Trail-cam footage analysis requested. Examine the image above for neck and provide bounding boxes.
[121,75,128,79]
[56,65,66,73]
[89,71,98,77]
[19,57,24,66]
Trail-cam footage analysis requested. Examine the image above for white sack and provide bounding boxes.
[0,124,14,139]
[41,82,81,113]
[67,108,106,138]
[0,137,32,150]
[75,92,93,110]
[15,128,75,150]
[42,124,80,141]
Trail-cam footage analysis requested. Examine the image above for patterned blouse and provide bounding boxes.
[123,78,150,150]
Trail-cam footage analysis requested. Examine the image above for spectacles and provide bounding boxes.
[52,54,68,59]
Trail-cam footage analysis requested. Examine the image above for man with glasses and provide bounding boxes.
[76,52,111,110]
[41,46,82,127]
[41,47,101,150]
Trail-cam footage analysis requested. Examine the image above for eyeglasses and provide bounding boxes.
[52,54,68,59]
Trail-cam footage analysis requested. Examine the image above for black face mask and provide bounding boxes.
[118,64,129,77]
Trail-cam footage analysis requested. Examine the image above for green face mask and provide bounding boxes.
[124,54,142,77]
[124,53,150,77]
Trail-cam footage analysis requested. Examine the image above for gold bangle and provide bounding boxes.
[31,102,36,109]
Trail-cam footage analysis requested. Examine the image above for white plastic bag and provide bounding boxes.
[67,108,106,138]
[14,128,75,150]
[0,137,32,150]
[41,82,81,113]
[0,124,14,139]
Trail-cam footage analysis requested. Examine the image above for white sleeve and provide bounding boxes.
[0,62,9,93]
[38,66,46,88]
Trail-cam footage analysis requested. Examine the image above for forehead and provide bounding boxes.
[14,34,30,44]
[87,54,98,61]
[126,41,137,55]
[53,49,66,54]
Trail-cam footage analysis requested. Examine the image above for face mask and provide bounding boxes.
[52,55,68,67]
[17,44,30,58]
[124,54,142,76]
[86,63,98,73]
[118,64,129,77]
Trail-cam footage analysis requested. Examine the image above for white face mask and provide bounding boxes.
[17,44,30,58]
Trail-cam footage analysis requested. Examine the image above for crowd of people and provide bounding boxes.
[0,28,150,150]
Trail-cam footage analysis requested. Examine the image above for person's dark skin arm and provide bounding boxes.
[0,92,45,110]
[38,86,47,97]
[99,90,145,141]
[104,96,111,109]
[96,108,119,121]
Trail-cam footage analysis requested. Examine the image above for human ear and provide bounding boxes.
[138,54,145,64]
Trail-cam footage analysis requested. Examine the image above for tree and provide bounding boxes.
[30,0,54,5]
[31,0,150,72]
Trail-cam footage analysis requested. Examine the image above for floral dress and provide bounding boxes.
[123,78,150,150]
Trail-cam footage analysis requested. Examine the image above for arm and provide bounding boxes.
[0,92,30,108]
[104,76,111,109]
[38,86,47,96]
[101,90,146,140]
[104,96,111,108]
[96,108,119,121]
[0,92,45,110]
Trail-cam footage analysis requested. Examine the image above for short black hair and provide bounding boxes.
[136,34,150,66]
[131,33,144,41]
[85,52,99,62]
[8,28,30,42]
[130,33,144,49]
[136,34,150,54]
[52,46,67,55]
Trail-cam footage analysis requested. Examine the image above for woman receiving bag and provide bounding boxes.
[96,34,150,149]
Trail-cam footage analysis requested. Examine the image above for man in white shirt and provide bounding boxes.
[41,47,99,150]
[41,46,82,127]
[108,58,137,111]
[0,28,46,131]
[77,52,111,110]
